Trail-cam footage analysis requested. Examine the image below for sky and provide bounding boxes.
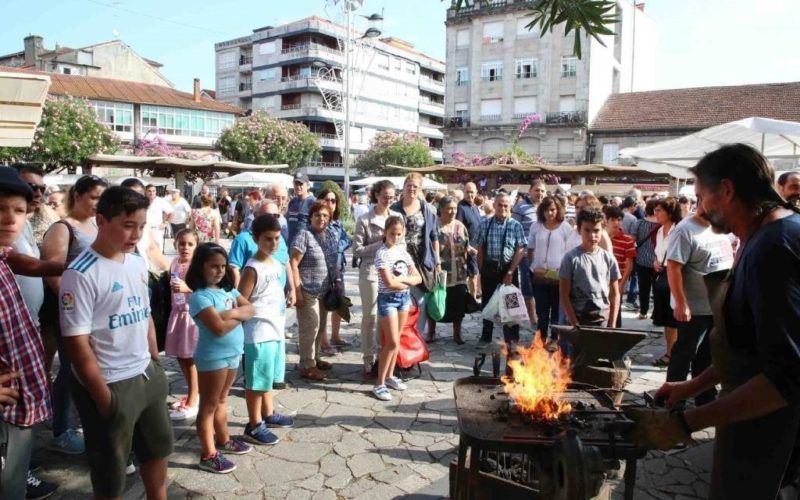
[2,0,799,94]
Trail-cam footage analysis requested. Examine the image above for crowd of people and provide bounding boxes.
[1,146,799,498]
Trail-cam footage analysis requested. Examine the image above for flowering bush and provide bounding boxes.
[216,112,319,173]
[355,131,433,176]
[0,97,119,171]
[517,113,542,137]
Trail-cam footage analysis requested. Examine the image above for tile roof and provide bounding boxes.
[590,82,800,132]
[0,65,242,114]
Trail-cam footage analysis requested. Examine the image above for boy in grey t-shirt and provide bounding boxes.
[559,209,621,327]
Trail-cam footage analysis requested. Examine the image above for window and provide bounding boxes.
[299,66,311,78]
[456,29,470,47]
[513,96,536,117]
[602,143,620,165]
[561,56,577,77]
[217,76,236,94]
[61,67,72,75]
[394,58,402,71]
[376,53,390,70]
[218,50,237,71]
[258,41,276,55]
[140,105,235,139]
[406,61,417,75]
[557,138,574,157]
[559,95,576,112]
[90,100,133,133]
[516,18,535,37]
[456,67,469,86]
[515,58,537,79]
[481,61,503,82]
[482,21,504,43]
[480,98,501,118]
[455,102,469,118]
[259,68,277,81]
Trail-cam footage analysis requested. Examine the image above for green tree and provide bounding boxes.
[354,131,433,176]
[447,0,617,58]
[216,112,320,173]
[0,97,119,172]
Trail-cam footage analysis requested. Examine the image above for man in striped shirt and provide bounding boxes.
[603,206,636,327]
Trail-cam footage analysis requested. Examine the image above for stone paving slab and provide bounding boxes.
[34,265,714,499]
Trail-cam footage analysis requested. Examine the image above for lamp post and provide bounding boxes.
[336,0,382,197]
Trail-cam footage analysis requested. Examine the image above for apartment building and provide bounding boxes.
[444,0,655,165]
[215,17,446,179]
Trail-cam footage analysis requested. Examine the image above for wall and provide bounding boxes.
[87,42,172,87]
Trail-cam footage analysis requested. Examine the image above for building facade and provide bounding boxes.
[0,36,173,87]
[215,17,446,180]
[443,0,655,165]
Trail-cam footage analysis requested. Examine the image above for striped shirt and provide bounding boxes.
[0,247,52,427]
[632,219,660,268]
[610,230,637,278]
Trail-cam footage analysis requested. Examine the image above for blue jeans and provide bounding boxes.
[53,335,76,436]
[626,272,639,304]
[532,281,560,341]
[378,291,411,317]
[0,422,34,499]
[518,258,534,298]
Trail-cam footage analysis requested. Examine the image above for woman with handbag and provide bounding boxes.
[651,196,682,367]
[391,173,440,335]
[290,201,340,380]
[631,199,661,320]
[527,196,573,350]
[427,196,474,345]
[354,180,400,376]
[317,187,352,355]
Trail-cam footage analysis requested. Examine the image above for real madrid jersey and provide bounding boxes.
[60,249,151,383]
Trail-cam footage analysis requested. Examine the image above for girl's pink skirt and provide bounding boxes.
[165,309,199,359]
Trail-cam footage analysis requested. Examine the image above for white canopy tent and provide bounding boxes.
[0,71,50,147]
[350,176,447,191]
[208,172,294,190]
[620,117,800,180]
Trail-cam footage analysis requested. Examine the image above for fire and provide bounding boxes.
[501,336,573,421]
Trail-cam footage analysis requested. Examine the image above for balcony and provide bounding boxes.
[447,0,530,24]
[446,116,470,128]
[303,161,345,179]
[239,55,253,72]
[419,76,445,94]
[277,43,344,65]
[239,82,252,92]
[419,99,444,117]
[479,114,502,123]
[274,104,342,120]
[280,104,301,111]
[418,124,443,139]
[315,132,341,149]
[481,75,503,82]
[430,149,443,161]
[545,110,587,126]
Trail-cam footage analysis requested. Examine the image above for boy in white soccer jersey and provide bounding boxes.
[60,186,172,499]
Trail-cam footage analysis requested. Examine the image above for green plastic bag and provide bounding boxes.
[425,272,447,321]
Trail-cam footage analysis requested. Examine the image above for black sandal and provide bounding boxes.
[652,354,671,367]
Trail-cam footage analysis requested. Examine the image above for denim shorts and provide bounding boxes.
[195,354,241,372]
[378,291,411,317]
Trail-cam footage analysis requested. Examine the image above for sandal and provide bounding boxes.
[316,360,333,370]
[319,346,339,357]
[652,354,671,367]
[300,367,327,380]
[331,338,351,347]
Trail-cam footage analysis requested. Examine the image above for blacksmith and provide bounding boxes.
[628,143,800,499]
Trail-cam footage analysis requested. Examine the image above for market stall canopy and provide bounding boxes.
[208,172,294,189]
[620,117,800,179]
[85,154,287,173]
[0,71,50,147]
[396,163,655,177]
[351,176,447,191]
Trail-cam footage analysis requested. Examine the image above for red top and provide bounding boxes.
[0,247,52,427]
[610,230,636,279]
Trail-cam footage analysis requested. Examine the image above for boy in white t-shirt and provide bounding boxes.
[237,214,295,446]
[60,186,172,498]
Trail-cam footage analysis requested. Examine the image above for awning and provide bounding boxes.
[85,154,287,173]
[207,172,294,189]
[620,117,800,179]
[350,176,447,191]
[0,71,50,147]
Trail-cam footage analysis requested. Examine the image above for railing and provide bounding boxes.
[306,160,343,168]
[281,43,342,57]
[420,76,445,89]
[480,114,502,122]
[446,116,470,128]
[456,79,469,87]
[481,75,503,82]
[280,104,301,110]
[239,55,253,65]
[315,132,338,140]
[545,110,587,125]
[239,83,252,91]
[280,75,309,82]
[513,112,534,119]
[419,96,444,106]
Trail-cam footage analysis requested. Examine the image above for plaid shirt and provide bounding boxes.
[0,247,52,427]
[292,228,339,296]
[474,216,527,264]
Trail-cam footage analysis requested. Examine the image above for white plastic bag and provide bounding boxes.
[481,287,503,324]
[498,284,529,325]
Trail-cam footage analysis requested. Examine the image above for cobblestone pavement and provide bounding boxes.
[35,263,715,499]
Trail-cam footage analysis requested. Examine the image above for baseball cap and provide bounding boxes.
[293,172,310,184]
[0,166,34,202]
[167,187,180,193]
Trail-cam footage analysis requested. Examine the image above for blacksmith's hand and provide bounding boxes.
[623,407,694,451]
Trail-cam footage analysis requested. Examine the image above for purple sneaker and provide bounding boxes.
[198,452,236,474]
[264,412,294,428]
[217,438,252,455]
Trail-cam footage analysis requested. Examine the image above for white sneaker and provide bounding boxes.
[385,376,408,391]
[372,385,392,401]
[169,404,198,421]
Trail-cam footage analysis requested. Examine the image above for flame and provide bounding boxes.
[500,336,573,420]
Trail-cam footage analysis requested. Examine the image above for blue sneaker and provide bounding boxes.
[48,429,85,455]
[243,422,280,445]
[264,412,294,428]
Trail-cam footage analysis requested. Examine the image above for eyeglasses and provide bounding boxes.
[27,183,46,193]
[323,197,337,203]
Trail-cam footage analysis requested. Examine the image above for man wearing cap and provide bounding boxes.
[287,173,316,245]
[0,167,55,499]
[167,187,192,236]
[629,144,800,499]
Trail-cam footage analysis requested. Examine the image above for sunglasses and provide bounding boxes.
[27,183,46,193]
[75,174,107,191]
[323,197,337,203]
